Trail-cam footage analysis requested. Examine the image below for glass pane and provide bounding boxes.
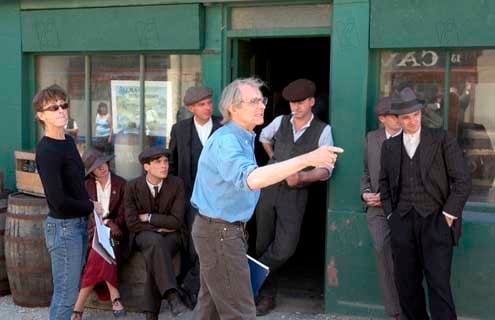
[231,4,331,30]
[36,56,86,153]
[91,55,140,180]
[145,54,201,149]
[380,50,447,129]
[448,49,495,203]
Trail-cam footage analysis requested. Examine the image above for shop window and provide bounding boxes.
[35,54,201,180]
[35,56,85,147]
[380,49,495,204]
[380,50,447,129]
[448,49,495,203]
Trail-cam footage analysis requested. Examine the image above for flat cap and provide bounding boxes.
[183,85,213,106]
[138,146,171,164]
[390,87,425,115]
[282,79,316,102]
[374,96,401,116]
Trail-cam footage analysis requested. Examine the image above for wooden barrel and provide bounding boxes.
[0,189,12,296]
[5,193,53,307]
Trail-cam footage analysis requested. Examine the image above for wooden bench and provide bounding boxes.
[85,250,181,312]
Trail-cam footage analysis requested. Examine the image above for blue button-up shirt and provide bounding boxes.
[191,121,260,222]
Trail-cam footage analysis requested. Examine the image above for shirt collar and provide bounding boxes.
[95,173,111,190]
[290,114,314,132]
[227,121,256,141]
[385,128,402,139]
[146,178,163,193]
[193,117,212,128]
[403,128,421,141]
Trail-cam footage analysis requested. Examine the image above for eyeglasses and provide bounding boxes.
[42,102,69,112]
[241,97,268,107]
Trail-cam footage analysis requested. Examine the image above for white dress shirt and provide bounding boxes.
[194,117,213,146]
[96,174,111,216]
[403,128,421,158]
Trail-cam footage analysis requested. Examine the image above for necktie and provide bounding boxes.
[153,186,159,198]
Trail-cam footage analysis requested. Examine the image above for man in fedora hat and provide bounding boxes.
[169,85,221,307]
[254,78,335,316]
[379,87,471,319]
[124,146,188,319]
[360,96,402,320]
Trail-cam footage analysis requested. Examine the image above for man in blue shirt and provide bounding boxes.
[191,78,343,319]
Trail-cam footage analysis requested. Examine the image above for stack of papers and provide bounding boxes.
[92,211,116,265]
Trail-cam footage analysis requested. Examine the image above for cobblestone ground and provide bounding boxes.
[0,295,382,320]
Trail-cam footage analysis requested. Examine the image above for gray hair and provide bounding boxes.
[218,77,264,123]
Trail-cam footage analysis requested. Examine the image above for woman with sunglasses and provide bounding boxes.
[34,84,103,320]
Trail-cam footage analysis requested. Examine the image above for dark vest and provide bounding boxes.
[270,115,326,168]
[397,143,441,217]
[190,125,203,188]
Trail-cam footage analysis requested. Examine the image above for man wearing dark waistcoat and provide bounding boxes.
[379,87,471,320]
[124,147,188,319]
[255,79,335,316]
[169,85,221,307]
[360,96,403,320]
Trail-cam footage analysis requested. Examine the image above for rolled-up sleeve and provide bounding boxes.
[215,134,258,191]
[259,115,283,144]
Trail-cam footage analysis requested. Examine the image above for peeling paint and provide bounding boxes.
[327,256,339,287]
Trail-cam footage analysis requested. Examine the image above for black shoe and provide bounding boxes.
[168,293,188,316]
[145,311,158,320]
[255,295,275,316]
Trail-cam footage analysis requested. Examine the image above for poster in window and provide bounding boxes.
[110,80,172,139]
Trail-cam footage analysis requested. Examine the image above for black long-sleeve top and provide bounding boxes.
[35,135,94,219]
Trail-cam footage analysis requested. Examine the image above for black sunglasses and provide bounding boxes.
[43,102,69,112]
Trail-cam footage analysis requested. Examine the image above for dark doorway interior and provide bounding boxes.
[235,37,331,312]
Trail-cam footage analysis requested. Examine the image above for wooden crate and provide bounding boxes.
[14,151,45,197]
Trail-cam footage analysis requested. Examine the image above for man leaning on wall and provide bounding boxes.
[360,95,403,320]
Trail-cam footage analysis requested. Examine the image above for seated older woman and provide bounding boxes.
[71,148,128,320]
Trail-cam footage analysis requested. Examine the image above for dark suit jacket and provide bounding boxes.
[379,127,471,244]
[169,116,221,197]
[124,175,186,244]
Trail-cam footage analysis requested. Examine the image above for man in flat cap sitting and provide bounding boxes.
[255,78,335,315]
[124,146,188,319]
[169,85,221,308]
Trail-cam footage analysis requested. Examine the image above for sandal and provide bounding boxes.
[112,297,127,318]
[71,310,83,320]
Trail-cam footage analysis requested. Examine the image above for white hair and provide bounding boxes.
[218,78,264,123]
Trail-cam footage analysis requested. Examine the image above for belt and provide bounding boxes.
[197,213,246,228]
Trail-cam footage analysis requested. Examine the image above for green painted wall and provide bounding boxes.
[201,4,224,111]
[21,4,204,52]
[371,0,495,48]
[326,0,370,311]
[0,0,23,189]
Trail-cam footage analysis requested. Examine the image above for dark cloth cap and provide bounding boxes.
[183,85,213,106]
[390,87,425,115]
[374,96,402,116]
[282,79,316,102]
[138,146,171,164]
[82,148,114,177]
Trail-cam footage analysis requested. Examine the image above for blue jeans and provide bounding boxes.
[44,216,88,320]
